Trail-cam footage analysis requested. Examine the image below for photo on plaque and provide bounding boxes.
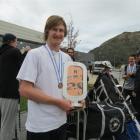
[67,65,83,96]
[63,62,87,106]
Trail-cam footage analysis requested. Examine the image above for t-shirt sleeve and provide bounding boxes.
[66,53,73,61]
[17,50,38,84]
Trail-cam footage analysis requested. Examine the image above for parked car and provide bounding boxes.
[93,61,113,74]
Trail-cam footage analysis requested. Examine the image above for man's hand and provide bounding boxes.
[57,99,72,111]
[78,100,86,108]
[132,91,136,97]
[123,75,128,80]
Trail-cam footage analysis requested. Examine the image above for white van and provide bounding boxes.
[93,61,113,73]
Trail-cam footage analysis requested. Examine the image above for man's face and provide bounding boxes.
[10,38,17,48]
[128,56,135,65]
[67,49,74,58]
[47,24,65,47]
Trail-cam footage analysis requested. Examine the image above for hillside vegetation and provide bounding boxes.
[89,31,140,66]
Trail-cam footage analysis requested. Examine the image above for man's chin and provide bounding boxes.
[53,42,61,46]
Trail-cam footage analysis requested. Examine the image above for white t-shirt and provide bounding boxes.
[17,45,72,132]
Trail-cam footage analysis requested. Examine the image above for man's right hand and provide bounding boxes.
[57,99,72,111]
[123,75,128,80]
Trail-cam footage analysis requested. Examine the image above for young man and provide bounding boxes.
[122,55,136,101]
[0,33,22,140]
[67,47,75,61]
[17,15,72,140]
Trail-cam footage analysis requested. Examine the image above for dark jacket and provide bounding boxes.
[0,44,22,99]
[134,63,140,93]
[133,63,140,119]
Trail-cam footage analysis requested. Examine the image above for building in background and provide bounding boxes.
[0,20,44,50]
[0,20,94,66]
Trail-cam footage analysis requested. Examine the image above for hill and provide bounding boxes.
[89,31,140,66]
[75,51,94,67]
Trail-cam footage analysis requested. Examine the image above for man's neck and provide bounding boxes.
[46,42,60,52]
[129,63,135,66]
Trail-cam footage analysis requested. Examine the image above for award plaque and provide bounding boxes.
[63,62,87,107]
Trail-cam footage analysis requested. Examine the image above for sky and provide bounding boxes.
[0,0,140,52]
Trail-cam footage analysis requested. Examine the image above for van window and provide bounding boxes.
[94,64,104,67]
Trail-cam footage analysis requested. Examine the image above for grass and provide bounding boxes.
[20,97,27,112]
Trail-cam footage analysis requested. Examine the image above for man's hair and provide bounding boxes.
[2,33,16,45]
[129,54,136,58]
[44,15,67,41]
[67,47,74,53]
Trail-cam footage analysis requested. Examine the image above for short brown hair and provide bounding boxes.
[67,47,74,53]
[44,15,67,41]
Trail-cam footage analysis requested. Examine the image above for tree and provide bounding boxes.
[67,19,79,48]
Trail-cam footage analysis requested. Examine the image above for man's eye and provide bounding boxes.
[59,29,64,32]
[52,28,64,32]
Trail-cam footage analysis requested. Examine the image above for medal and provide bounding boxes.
[58,83,63,89]
[45,45,63,89]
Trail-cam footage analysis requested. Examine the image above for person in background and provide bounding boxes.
[135,52,140,65]
[21,46,31,60]
[17,15,72,140]
[0,33,23,140]
[88,64,93,74]
[122,55,136,103]
[134,52,140,120]
[67,47,75,61]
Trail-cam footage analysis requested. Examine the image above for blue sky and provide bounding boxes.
[0,0,140,52]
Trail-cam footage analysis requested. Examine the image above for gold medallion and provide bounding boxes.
[58,83,63,89]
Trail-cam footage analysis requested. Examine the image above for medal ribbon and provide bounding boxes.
[44,45,63,85]
[128,64,136,73]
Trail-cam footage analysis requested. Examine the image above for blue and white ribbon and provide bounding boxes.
[44,45,63,86]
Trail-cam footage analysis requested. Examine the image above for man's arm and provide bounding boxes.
[19,80,72,111]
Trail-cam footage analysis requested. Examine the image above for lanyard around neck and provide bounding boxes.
[128,64,136,73]
[44,45,63,84]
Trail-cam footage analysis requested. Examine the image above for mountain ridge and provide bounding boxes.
[89,31,140,66]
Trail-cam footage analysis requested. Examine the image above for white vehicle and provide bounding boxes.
[93,61,113,74]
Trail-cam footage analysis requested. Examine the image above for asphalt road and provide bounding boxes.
[88,69,124,85]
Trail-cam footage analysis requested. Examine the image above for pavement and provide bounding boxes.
[88,71,98,85]
[16,69,124,140]
[14,112,27,140]
[88,69,124,85]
